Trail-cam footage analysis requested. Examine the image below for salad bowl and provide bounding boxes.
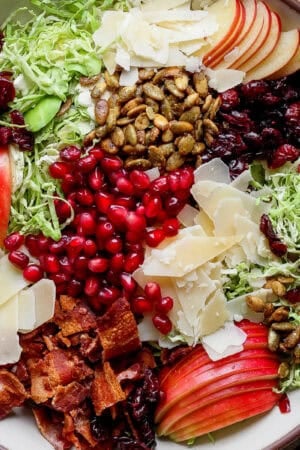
[0,0,299,449]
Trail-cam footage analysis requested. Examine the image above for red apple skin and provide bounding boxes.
[167,389,280,441]
[0,146,11,248]
[158,376,278,435]
[156,353,279,421]
[204,0,246,67]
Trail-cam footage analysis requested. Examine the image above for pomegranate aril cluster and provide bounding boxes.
[5,146,193,326]
[202,73,300,177]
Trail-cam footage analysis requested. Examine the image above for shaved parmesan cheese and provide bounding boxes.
[198,290,230,336]
[18,288,36,333]
[205,67,245,92]
[177,204,199,227]
[13,74,31,94]
[0,255,30,306]
[103,50,117,75]
[31,279,56,328]
[115,47,131,71]
[0,296,22,365]
[140,0,189,11]
[119,67,139,86]
[231,169,252,191]
[145,166,160,181]
[141,10,208,23]
[202,321,247,361]
[138,314,160,341]
[185,55,202,73]
[194,158,230,184]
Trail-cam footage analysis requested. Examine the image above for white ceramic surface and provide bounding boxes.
[0,0,300,449]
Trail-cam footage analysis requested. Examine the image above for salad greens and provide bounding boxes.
[0,0,129,239]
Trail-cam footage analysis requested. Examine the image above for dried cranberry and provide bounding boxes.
[284,288,300,304]
[0,75,15,111]
[240,80,269,99]
[10,110,34,151]
[269,144,299,169]
[260,214,287,257]
[0,126,12,145]
[220,89,239,111]
[285,102,300,126]
[261,128,283,149]
[220,110,253,133]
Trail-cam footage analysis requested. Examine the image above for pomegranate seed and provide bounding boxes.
[76,188,94,206]
[77,212,96,236]
[88,257,109,273]
[123,252,143,273]
[83,239,97,257]
[162,218,180,237]
[25,235,40,257]
[95,192,115,214]
[106,269,121,285]
[145,282,162,303]
[156,296,174,314]
[168,172,181,192]
[88,167,104,190]
[135,205,145,216]
[178,167,194,190]
[150,176,169,194]
[98,286,121,304]
[76,154,97,173]
[23,264,43,282]
[50,272,70,284]
[125,230,145,244]
[115,195,136,210]
[43,255,60,273]
[132,296,153,314]
[110,253,124,272]
[107,204,128,229]
[8,251,29,270]
[67,279,83,297]
[59,256,73,275]
[125,211,146,233]
[101,155,123,172]
[49,161,70,179]
[56,283,67,295]
[67,236,85,260]
[49,235,69,255]
[36,235,49,253]
[108,169,127,185]
[164,196,184,217]
[96,221,115,241]
[74,256,89,272]
[74,172,85,186]
[152,313,172,335]
[55,199,73,219]
[74,268,88,281]
[144,196,162,218]
[145,229,165,247]
[124,242,143,254]
[4,232,24,251]
[60,145,81,161]
[105,237,123,254]
[89,147,105,161]
[116,177,134,195]
[84,276,101,296]
[129,170,150,190]
[120,272,136,293]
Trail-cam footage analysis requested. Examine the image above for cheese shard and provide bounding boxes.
[0,255,30,306]
[205,67,245,92]
[194,158,230,184]
[31,279,56,329]
[197,289,230,336]
[202,321,247,361]
[142,235,241,277]
[18,288,36,333]
[0,295,22,365]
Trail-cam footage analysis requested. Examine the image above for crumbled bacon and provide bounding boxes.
[0,370,27,419]
[98,298,141,360]
[33,407,71,450]
[55,297,97,337]
[91,362,126,416]
[51,381,90,413]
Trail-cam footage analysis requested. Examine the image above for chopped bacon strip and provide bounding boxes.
[51,381,90,413]
[117,363,145,384]
[28,349,93,403]
[97,298,141,360]
[0,370,27,419]
[69,406,99,448]
[55,297,97,337]
[33,407,71,450]
[91,362,126,416]
[78,333,101,363]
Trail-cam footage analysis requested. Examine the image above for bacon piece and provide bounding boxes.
[55,297,97,337]
[69,406,99,448]
[117,363,145,384]
[33,407,71,450]
[51,381,90,413]
[28,349,93,403]
[78,333,101,363]
[91,362,126,416]
[97,298,141,360]
[0,370,27,419]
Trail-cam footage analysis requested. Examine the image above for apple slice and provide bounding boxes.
[0,146,11,248]
[211,0,257,68]
[238,10,282,73]
[232,1,272,70]
[167,389,280,441]
[193,0,243,63]
[268,44,300,79]
[158,375,278,434]
[204,0,246,67]
[245,29,300,82]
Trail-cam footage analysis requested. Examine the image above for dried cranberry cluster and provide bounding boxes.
[203,72,300,177]
[0,71,34,150]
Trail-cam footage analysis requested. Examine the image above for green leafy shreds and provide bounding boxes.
[278,364,300,393]
[222,263,258,300]
[263,162,300,255]
[9,144,73,240]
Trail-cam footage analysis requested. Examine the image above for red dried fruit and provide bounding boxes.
[269,144,299,169]
[260,214,287,257]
